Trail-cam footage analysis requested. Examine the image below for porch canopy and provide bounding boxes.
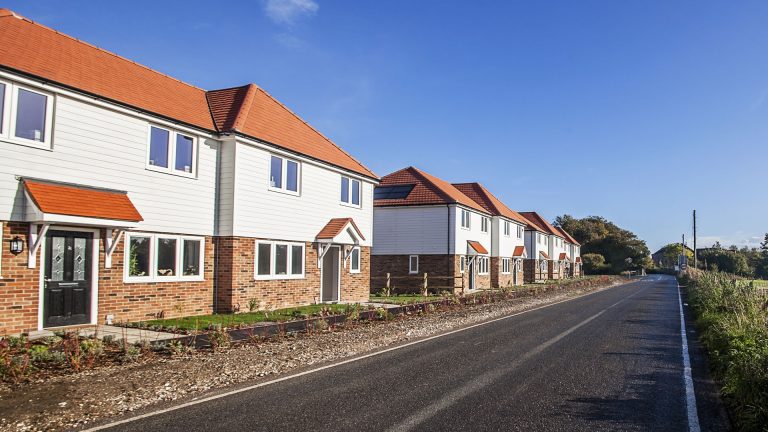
[22,178,143,268]
[513,245,527,259]
[315,217,365,268]
[467,240,488,255]
[539,251,550,260]
[558,253,570,262]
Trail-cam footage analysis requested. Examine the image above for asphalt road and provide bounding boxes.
[93,275,730,432]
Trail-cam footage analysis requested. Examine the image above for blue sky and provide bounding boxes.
[6,0,768,252]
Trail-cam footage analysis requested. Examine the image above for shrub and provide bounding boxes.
[208,328,231,351]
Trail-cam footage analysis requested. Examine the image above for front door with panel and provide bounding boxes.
[44,230,93,327]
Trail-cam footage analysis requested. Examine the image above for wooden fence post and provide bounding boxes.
[386,272,391,296]
[422,273,428,296]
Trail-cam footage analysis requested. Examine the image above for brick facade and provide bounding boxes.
[490,256,524,288]
[215,237,370,313]
[548,260,564,280]
[371,254,494,295]
[524,258,550,283]
[0,222,214,335]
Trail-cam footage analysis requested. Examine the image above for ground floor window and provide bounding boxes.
[350,247,360,273]
[477,256,489,274]
[255,240,305,279]
[125,233,204,282]
[460,255,465,273]
[539,260,548,272]
[409,255,419,274]
[0,221,4,277]
[502,257,511,274]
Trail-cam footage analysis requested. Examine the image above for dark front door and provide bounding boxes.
[468,256,476,291]
[44,230,93,328]
[321,246,339,302]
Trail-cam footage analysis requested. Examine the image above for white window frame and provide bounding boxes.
[268,155,301,196]
[0,80,55,150]
[409,255,419,274]
[254,240,305,280]
[481,217,489,233]
[145,124,198,178]
[350,246,361,273]
[460,255,465,273]
[124,232,205,283]
[0,221,4,278]
[460,209,471,229]
[477,256,489,275]
[503,221,510,236]
[340,176,362,208]
[502,257,511,274]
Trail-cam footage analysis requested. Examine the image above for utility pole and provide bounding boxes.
[693,210,698,269]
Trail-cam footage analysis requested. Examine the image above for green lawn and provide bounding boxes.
[143,304,357,331]
[749,279,768,288]
[370,294,448,305]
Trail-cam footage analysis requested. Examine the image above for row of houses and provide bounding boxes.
[0,9,579,336]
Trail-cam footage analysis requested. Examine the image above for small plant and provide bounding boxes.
[121,345,141,363]
[166,340,194,356]
[375,307,389,321]
[248,298,259,313]
[313,319,329,332]
[208,328,231,351]
[426,303,436,313]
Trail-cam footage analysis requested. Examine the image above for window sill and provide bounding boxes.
[123,276,205,284]
[145,165,197,179]
[0,136,53,151]
[254,274,306,281]
[340,201,362,209]
[268,187,300,197]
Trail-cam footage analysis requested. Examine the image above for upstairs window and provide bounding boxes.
[503,221,510,236]
[517,225,524,238]
[0,81,54,148]
[270,155,300,194]
[481,217,489,233]
[461,209,471,229]
[341,176,361,206]
[147,125,196,176]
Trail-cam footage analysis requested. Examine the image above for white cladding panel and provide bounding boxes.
[372,206,449,255]
[231,142,374,246]
[0,92,218,235]
[550,235,567,261]
[453,206,491,256]
[494,217,526,257]
[216,140,236,236]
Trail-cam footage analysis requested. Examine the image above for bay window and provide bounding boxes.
[255,240,305,279]
[270,155,300,194]
[147,125,197,176]
[0,80,54,148]
[125,233,204,282]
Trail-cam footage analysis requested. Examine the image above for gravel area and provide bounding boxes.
[0,278,626,432]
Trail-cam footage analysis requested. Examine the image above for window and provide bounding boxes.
[0,221,4,277]
[477,256,489,274]
[517,225,524,238]
[502,258,511,274]
[481,217,489,233]
[503,221,510,236]
[125,233,204,282]
[341,176,361,206]
[374,184,415,200]
[147,125,197,176]
[270,155,300,194]
[460,255,465,273]
[255,241,305,279]
[461,209,471,229]
[0,81,54,148]
[350,247,360,273]
[409,255,419,274]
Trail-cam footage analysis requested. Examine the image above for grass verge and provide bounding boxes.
[681,271,768,431]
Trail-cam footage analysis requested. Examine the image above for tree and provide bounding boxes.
[554,215,651,274]
[582,253,608,274]
[654,243,693,269]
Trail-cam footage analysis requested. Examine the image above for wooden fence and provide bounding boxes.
[370,273,465,296]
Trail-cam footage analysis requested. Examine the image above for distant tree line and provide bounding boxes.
[554,215,652,275]
[697,235,768,278]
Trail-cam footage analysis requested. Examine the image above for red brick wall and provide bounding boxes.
[0,222,40,335]
[548,260,564,280]
[491,256,524,288]
[0,222,215,335]
[371,254,457,294]
[216,237,370,313]
[524,259,550,283]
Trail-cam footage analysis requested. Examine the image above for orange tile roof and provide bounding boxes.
[0,10,375,179]
[24,179,143,222]
[374,167,489,213]
[519,212,561,237]
[513,245,526,257]
[558,253,569,261]
[467,240,489,255]
[207,85,376,178]
[452,183,529,226]
[316,218,365,241]
[556,226,581,246]
[539,251,550,259]
[575,257,582,263]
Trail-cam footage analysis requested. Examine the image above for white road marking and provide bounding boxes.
[82,281,639,432]
[677,281,701,432]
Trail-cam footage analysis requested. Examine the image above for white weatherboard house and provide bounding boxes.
[520,212,554,283]
[0,9,377,336]
[371,167,493,293]
[557,226,582,277]
[452,183,529,287]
